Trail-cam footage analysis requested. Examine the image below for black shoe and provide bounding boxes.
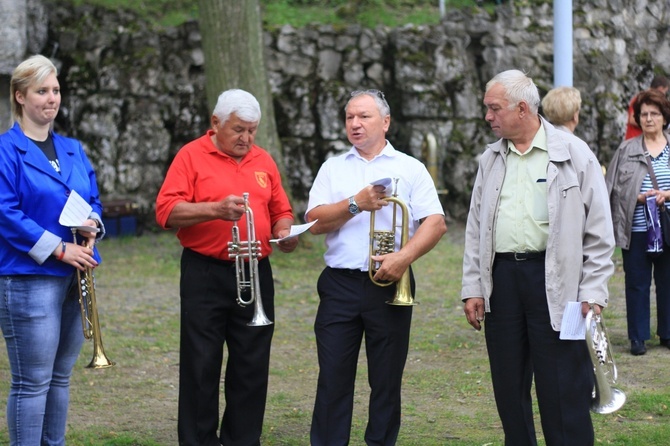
[660,339,670,349]
[631,340,647,355]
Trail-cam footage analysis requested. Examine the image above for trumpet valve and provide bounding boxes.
[372,231,395,254]
[250,240,262,259]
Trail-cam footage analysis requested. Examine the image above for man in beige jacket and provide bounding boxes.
[461,70,615,446]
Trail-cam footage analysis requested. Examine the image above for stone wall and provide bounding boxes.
[10,0,670,226]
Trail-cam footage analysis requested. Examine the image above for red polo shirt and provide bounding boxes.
[624,95,642,140]
[156,131,293,260]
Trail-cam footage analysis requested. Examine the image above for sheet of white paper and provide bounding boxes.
[58,190,100,233]
[270,220,317,243]
[370,177,393,191]
[559,301,586,340]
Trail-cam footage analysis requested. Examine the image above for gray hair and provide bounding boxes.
[212,89,261,125]
[10,55,58,123]
[486,70,540,115]
[346,89,391,118]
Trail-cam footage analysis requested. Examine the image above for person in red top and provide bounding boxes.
[625,75,670,140]
[156,89,297,446]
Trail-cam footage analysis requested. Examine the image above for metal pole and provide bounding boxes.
[553,0,573,87]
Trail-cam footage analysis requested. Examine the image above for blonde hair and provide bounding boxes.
[10,55,58,124]
[541,86,582,127]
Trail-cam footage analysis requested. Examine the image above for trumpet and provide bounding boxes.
[585,306,626,414]
[369,178,415,306]
[73,229,114,369]
[227,193,273,326]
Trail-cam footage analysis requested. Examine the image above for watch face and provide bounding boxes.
[348,197,359,214]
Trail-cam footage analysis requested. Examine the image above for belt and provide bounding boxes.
[495,251,546,261]
[329,267,370,276]
[183,248,236,266]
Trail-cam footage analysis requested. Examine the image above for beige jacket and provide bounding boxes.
[461,118,615,331]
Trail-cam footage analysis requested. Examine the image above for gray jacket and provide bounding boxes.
[605,134,670,249]
[461,118,615,331]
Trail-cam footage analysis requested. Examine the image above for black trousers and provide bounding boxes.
[310,267,414,446]
[177,248,275,446]
[485,256,594,446]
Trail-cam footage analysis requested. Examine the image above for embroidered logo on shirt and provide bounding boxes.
[255,171,268,188]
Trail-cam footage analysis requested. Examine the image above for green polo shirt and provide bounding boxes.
[495,125,549,253]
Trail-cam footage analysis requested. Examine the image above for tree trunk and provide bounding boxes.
[197,0,282,163]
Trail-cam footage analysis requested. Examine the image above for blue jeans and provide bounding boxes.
[0,274,84,446]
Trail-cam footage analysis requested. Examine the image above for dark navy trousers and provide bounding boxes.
[310,267,414,446]
[485,256,594,446]
[621,231,670,342]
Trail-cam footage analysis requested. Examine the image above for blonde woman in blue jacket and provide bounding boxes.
[0,55,105,446]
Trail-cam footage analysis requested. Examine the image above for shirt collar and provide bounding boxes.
[506,122,548,156]
[345,140,396,161]
[204,129,259,162]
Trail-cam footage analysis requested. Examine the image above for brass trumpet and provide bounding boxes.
[585,306,626,414]
[369,178,415,306]
[227,193,273,326]
[73,229,114,369]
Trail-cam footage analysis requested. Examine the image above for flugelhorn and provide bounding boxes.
[227,193,273,326]
[585,306,625,414]
[73,229,114,369]
[369,178,415,306]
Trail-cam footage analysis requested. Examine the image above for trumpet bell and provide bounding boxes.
[591,386,626,414]
[385,272,417,306]
[247,309,273,327]
[88,348,115,369]
[585,308,626,414]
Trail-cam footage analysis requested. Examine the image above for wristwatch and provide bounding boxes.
[348,196,361,215]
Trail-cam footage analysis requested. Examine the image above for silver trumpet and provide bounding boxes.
[227,193,273,326]
[585,306,626,414]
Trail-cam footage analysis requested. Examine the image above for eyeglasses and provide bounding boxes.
[351,89,385,100]
[640,111,662,119]
[350,89,389,108]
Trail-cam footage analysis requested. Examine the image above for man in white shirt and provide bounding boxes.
[305,89,447,445]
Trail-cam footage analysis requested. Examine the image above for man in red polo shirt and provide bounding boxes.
[156,89,297,446]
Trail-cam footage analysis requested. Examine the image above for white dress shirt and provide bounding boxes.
[306,141,444,270]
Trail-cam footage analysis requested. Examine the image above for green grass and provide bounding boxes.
[1,226,669,444]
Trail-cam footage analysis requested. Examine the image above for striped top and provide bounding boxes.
[632,144,670,232]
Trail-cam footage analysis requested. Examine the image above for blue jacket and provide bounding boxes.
[0,122,103,276]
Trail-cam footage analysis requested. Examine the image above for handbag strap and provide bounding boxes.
[643,140,661,189]
[643,139,666,210]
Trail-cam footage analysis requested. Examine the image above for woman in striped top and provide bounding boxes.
[606,88,670,356]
